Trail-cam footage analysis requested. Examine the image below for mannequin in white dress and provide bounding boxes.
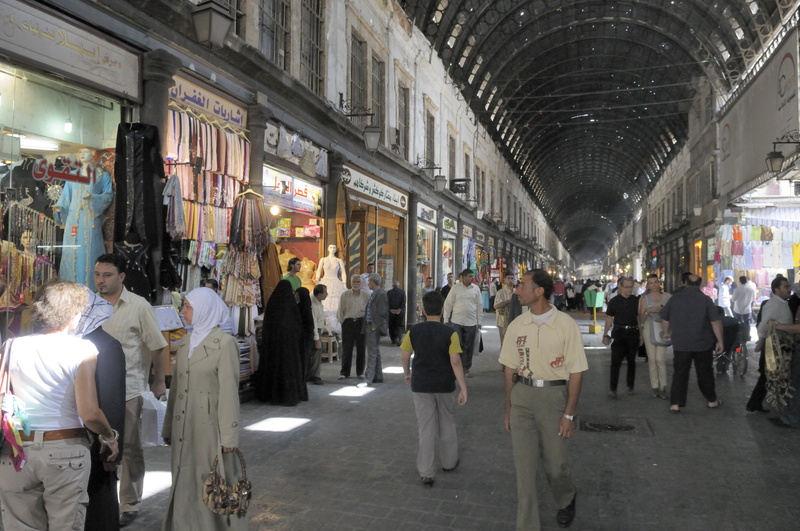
[315,244,347,334]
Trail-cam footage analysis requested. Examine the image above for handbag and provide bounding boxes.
[202,448,252,518]
[649,319,671,347]
[0,340,31,471]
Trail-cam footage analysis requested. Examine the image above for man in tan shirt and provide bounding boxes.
[337,275,370,379]
[95,254,168,528]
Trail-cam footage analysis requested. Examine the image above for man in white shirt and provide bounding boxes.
[94,254,168,528]
[731,275,756,326]
[443,269,483,377]
[308,284,328,385]
[360,263,375,294]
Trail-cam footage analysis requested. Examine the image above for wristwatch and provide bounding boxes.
[563,414,575,421]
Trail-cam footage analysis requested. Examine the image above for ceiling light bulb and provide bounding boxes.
[269,205,280,216]
[64,115,73,133]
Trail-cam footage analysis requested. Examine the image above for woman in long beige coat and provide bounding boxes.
[162,287,246,530]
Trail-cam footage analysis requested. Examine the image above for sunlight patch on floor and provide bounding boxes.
[382,366,404,374]
[245,417,311,432]
[138,471,172,501]
[329,386,376,397]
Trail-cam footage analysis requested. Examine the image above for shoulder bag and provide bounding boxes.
[0,340,31,471]
[645,295,671,347]
[202,448,252,518]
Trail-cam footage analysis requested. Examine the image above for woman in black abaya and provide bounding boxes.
[296,287,314,401]
[255,280,306,406]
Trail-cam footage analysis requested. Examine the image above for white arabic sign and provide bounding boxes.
[170,76,247,129]
[0,0,140,100]
[343,165,408,211]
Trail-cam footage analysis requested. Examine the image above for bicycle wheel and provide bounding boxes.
[738,343,749,377]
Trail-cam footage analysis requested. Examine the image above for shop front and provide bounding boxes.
[440,214,457,286]
[342,164,407,290]
[462,225,476,273]
[0,0,139,335]
[416,202,437,296]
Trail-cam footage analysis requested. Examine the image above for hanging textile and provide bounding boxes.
[162,174,186,240]
[221,193,270,309]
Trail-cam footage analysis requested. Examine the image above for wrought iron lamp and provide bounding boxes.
[415,157,447,192]
[765,129,800,173]
[338,93,380,152]
[192,0,234,48]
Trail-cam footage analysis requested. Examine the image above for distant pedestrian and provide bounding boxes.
[746,276,792,413]
[717,276,733,317]
[602,277,640,398]
[401,291,467,487]
[387,280,406,346]
[337,275,370,379]
[638,274,671,399]
[659,273,724,412]
[493,273,515,345]
[283,257,302,292]
[358,273,389,387]
[440,272,455,300]
[443,269,483,378]
[308,284,327,385]
[731,276,756,326]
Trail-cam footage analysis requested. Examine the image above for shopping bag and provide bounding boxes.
[140,391,167,447]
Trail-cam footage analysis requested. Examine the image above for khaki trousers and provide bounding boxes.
[119,395,144,514]
[510,384,576,531]
[0,436,91,530]
[412,391,459,478]
[643,325,669,390]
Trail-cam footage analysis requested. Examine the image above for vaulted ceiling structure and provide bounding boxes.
[399,0,796,263]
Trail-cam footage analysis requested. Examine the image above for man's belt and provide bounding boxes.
[344,317,364,322]
[19,428,88,442]
[512,375,567,387]
[615,325,638,330]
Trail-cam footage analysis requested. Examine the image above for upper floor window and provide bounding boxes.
[448,135,456,181]
[349,33,368,129]
[396,84,409,159]
[300,0,324,95]
[259,0,290,70]
[371,56,385,138]
[425,111,435,173]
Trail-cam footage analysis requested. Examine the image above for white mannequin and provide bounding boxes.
[315,244,347,335]
[315,244,347,283]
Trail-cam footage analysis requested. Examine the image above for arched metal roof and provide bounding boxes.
[399,0,795,263]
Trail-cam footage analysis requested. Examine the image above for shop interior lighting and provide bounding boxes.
[19,137,59,151]
[269,205,280,216]
[64,115,73,134]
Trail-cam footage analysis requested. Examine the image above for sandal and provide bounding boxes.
[669,406,680,413]
[708,399,723,409]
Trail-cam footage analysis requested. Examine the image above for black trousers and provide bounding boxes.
[746,350,767,410]
[388,311,404,344]
[340,318,366,377]
[610,329,639,391]
[670,350,717,406]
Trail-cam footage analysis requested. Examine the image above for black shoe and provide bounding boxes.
[311,377,324,385]
[557,494,576,528]
[372,379,384,383]
[746,406,770,413]
[769,417,792,428]
[120,512,138,528]
[422,476,434,487]
[443,459,460,472]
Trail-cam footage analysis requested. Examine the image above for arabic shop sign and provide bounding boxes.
[262,166,323,216]
[170,76,247,130]
[442,216,457,233]
[0,0,140,101]
[30,156,100,185]
[291,178,322,216]
[343,165,408,211]
[417,203,437,223]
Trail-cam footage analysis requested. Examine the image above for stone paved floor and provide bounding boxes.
[123,310,800,531]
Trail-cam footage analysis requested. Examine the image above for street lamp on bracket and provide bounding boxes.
[415,157,447,193]
[765,129,800,174]
[336,93,380,152]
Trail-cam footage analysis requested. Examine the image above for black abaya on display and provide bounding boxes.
[296,287,314,400]
[255,280,306,406]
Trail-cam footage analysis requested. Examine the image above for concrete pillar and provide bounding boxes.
[406,191,419,326]
[325,153,346,249]
[141,49,181,296]
[455,216,463,273]
[246,102,272,188]
[435,204,444,286]
[140,49,182,149]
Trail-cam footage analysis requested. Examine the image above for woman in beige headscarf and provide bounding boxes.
[162,287,246,530]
